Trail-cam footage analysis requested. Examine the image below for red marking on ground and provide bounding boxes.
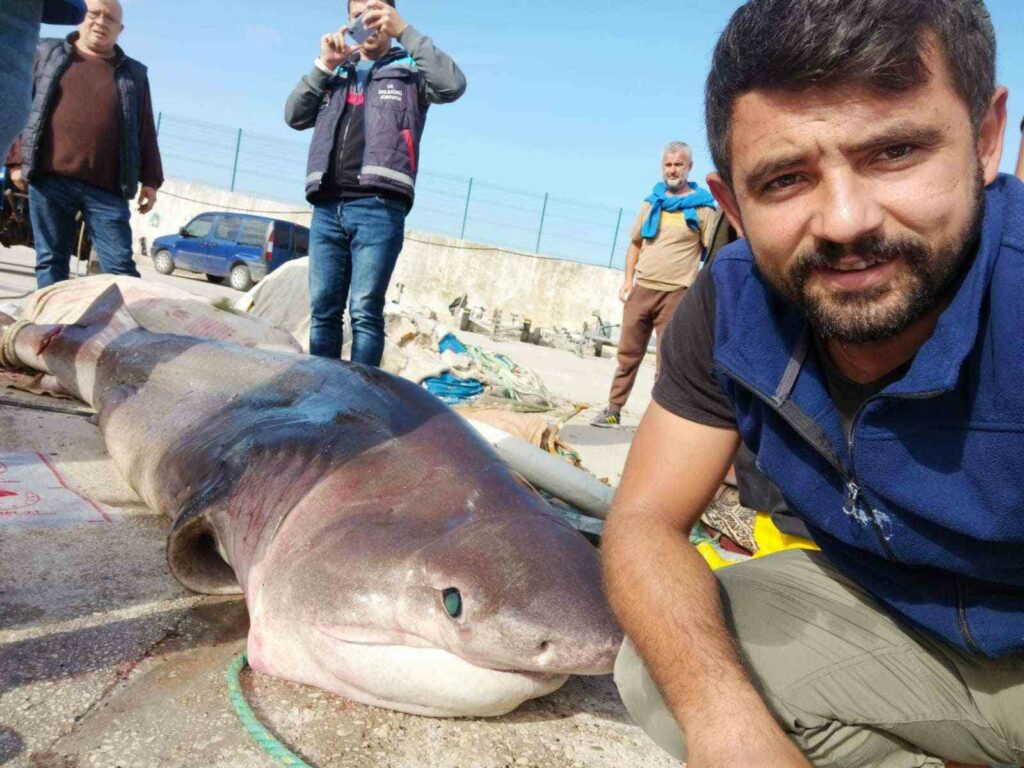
[35,452,112,523]
[0,490,16,498]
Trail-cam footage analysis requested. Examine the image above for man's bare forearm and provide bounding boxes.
[604,509,779,745]
[623,242,640,285]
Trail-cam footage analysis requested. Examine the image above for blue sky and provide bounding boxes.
[43,1,1024,222]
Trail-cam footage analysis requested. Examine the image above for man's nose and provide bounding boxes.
[810,170,885,245]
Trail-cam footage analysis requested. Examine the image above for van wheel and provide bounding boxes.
[153,250,175,275]
[228,264,252,292]
[205,274,225,285]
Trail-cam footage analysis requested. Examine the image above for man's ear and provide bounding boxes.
[978,85,1008,185]
[707,173,744,238]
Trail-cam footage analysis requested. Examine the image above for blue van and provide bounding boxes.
[150,212,310,291]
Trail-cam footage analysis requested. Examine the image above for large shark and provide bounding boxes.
[1,287,621,716]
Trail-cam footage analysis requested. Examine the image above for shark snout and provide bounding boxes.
[520,629,621,675]
[418,514,623,676]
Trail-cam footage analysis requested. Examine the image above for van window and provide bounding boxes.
[293,227,309,256]
[238,219,268,248]
[210,216,244,242]
[183,215,215,239]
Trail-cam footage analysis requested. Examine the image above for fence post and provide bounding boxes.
[535,193,549,254]
[156,111,162,135]
[230,128,243,192]
[609,207,623,267]
[460,177,474,240]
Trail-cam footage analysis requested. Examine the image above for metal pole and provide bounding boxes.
[156,111,162,135]
[230,128,243,192]
[460,177,474,240]
[609,207,623,267]
[535,193,549,254]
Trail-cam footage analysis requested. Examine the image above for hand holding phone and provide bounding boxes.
[320,26,354,69]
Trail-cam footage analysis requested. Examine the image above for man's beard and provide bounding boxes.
[761,174,985,344]
[665,177,685,191]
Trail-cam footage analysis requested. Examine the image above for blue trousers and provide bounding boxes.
[29,174,139,289]
[0,0,41,158]
[308,196,406,366]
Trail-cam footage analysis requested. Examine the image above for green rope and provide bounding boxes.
[226,653,314,767]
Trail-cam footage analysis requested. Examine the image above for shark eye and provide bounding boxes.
[442,588,462,619]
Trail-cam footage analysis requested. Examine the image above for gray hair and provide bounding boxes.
[705,0,997,185]
[663,142,693,163]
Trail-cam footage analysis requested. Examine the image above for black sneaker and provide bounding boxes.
[590,408,621,428]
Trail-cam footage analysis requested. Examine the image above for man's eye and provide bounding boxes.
[765,174,801,191]
[881,145,914,161]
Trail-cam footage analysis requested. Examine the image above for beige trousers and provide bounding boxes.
[615,550,1024,768]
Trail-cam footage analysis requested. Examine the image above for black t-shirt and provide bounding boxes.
[652,266,736,428]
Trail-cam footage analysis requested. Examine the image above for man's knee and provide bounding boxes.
[613,638,688,762]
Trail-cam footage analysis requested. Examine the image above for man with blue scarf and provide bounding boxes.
[591,142,717,427]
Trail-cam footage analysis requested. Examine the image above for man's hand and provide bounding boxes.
[138,186,158,214]
[619,280,632,303]
[361,0,408,39]
[8,166,27,192]
[320,27,354,70]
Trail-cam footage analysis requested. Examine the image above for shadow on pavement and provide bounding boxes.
[0,599,248,694]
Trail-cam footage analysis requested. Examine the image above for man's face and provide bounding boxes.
[79,0,123,54]
[349,0,391,58]
[662,151,691,192]
[711,42,1002,343]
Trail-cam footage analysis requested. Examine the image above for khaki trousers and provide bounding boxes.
[615,550,1024,768]
[609,285,685,410]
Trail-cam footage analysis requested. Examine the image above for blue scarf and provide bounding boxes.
[641,181,717,239]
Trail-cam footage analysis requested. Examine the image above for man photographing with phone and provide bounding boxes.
[286,0,466,366]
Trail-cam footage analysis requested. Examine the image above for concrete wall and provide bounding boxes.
[131,179,625,330]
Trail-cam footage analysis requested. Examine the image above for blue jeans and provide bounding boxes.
[308,196,407,366]
[0,0,41,158]
[29,174,139,288]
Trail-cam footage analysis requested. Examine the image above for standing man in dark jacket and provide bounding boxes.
[285,0,466,366]
[6,0,163,288]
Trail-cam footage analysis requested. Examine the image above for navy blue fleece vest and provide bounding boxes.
[709,175,1024,658]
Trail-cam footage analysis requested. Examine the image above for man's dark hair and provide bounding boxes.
[706,0,997,185]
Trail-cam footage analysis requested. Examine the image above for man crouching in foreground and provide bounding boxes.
[603,1,1024,766]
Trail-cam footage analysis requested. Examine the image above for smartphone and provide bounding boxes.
[346,15,374,45]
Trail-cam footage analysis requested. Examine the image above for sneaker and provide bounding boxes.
[590,407,621,428]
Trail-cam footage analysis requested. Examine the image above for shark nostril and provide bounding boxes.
[537,640,550,655]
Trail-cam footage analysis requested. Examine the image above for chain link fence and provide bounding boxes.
[156,112,629,269]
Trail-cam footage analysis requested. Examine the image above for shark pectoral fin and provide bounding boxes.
[167,511,243,596]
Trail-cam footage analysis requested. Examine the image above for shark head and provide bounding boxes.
[245,462,621,718]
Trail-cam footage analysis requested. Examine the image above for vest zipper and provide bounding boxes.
[719,365,851,478]
[720,364,939,560]
[846,388,947,559]
[954,574,984,655]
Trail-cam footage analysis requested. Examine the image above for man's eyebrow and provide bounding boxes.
[844,122,945,155]
[742,122,947,193]
[744,152,808,194]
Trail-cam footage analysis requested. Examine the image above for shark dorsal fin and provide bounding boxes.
[72,284,141,334]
